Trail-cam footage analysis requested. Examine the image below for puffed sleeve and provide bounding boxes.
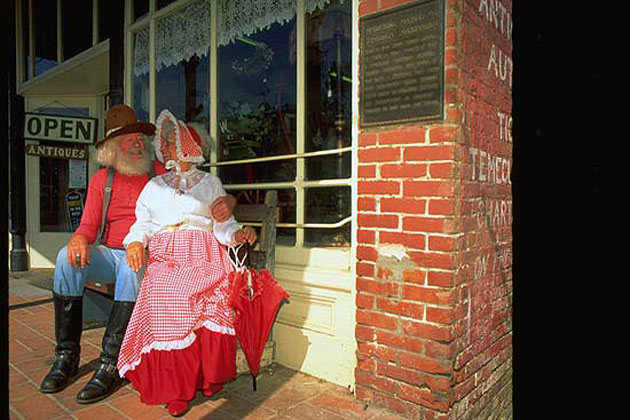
[209,175,240,246]
[123,181,157,248]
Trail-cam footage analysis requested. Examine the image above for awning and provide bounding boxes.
[18,40,109,96]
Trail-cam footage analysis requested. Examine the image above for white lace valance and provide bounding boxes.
[133,0,344,75]
[134,0,211,76]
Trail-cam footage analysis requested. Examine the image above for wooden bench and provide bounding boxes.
[82,191,279,329]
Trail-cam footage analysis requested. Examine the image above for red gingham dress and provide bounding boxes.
[117,228,237,404]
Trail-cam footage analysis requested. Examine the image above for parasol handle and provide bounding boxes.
[252,375,257,391]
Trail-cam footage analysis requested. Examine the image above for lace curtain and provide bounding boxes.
[133,0,344,76]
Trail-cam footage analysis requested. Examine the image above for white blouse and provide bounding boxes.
[123,168,240,248]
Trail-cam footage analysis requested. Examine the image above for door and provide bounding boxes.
[25,96,102,268]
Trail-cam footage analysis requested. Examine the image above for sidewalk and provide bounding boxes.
[8,270,407,420]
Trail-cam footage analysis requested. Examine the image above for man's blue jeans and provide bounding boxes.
[53,245,142,302]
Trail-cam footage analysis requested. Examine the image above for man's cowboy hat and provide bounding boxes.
[94,104,156,148]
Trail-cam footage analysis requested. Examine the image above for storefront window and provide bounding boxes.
[155,0,210,124]
[217,17,297,163]
[134,0,149,21]
[305,0,352,181]
[133,27,150,122]
[33,0,57,76]
[157,0,178,9]
[61,0,93,61]
[35,107,90,233]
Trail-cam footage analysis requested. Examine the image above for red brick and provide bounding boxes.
[402,216,444,233]
[358,132,377,146]
[401,319,453,342]
[424,341,456,359]
[402,269,426,284]
[404,145,455,161]
[376,330,424,353]
[428,235,457,252]
[403,180,455,197]
[357,309,398,330]
[358,165,376,178]
[379,231,426,249]
[358,213,399,229]
[398,382,450,412]
[358,147,400,162]
[377,362,424,387]
[427,270,457,287]
[379,128,426,144]
[429,199,456,215]
[429,162,456,179]
[426,306,456,324]
[357,229,376,244]
[380,163,427,178]
[357,262,375,277]
[402,284,456,305]
[355,370,397,394]
[357,245,378,262]
[356,324,375,341]
[376,297,424,318]
[358,0,378,16]
[356,293,374,309]
[358,180,400,195]
[357,197,376,211]
[380,197,426,214]
[428,127,457,145]
[408,251,457,269]
[428,374,452,394]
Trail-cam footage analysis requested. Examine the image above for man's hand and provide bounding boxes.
[211,194,236,223]
[126,242,146,272]
[68,234,90,269]
[234,226,257,245]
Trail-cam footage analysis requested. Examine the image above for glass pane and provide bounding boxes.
[305,0,352,180]
[61,0,93,61]
[35,108,90,233]
[134,0,149,21]
[305,186,350,247]
[21,0,29,81]
[133,28,150,122]
[155,0,210,124]
[157,0,177,9]
[219,159,295,184]
[231,188,296,247]
[33,0,57,76]
[218,13,297,164]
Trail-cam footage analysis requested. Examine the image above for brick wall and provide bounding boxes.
[356,0,512,418]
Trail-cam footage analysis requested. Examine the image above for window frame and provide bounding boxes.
[124,0,357,260]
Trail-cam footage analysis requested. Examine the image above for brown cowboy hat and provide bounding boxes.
[94,104,156,148]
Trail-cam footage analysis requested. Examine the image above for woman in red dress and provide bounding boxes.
[117,109,256,416]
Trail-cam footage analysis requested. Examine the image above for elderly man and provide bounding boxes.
[39,104,235,404]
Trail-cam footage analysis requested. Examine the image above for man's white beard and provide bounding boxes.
[114,149,151,176]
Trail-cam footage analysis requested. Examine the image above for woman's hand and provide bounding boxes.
[126,242,146,272]
[210,195,236,223]
[234,226,257,245]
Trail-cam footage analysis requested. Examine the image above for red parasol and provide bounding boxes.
[228,244,289,390]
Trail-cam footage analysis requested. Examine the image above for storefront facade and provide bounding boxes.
[11,0,513,417]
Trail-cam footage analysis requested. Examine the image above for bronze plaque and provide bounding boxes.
[360,0,444,127]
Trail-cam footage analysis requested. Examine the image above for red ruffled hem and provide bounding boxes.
[124,328,236,405]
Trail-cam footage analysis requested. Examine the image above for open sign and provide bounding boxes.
[24,113,98,144]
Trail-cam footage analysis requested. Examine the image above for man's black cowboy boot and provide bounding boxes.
[40,293,83,393]
[76,300,134,404]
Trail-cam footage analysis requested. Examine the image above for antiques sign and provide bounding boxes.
[360,0,444,126]
[24,113,98,144]
[25,143,88,160]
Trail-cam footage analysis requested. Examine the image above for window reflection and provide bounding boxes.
[61,0,92,61]
[217,18,297,171]
[33,0,57,76]
[305,0,352,180]
[133,28,149,122]
[305,186,350,247]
